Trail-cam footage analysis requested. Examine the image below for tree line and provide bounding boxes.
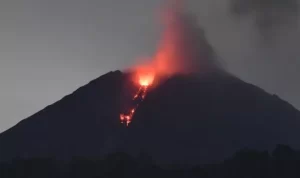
[1,144,300,178]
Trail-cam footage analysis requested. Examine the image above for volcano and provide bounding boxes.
[0,70,300,165]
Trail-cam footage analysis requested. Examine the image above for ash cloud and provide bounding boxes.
[152,1,220,76]
[230,0,299,34]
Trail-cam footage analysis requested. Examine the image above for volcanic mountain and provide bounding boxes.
[0,70,300,165]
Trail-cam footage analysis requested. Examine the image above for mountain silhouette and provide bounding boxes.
[0,70,299,165]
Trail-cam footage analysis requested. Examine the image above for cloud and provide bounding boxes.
[230,0,299,34]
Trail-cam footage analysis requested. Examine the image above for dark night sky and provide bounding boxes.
[0,0,299,132]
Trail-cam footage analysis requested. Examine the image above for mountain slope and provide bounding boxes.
[127,73,300,164]
[0,70,299,165]
[0,70,125,161]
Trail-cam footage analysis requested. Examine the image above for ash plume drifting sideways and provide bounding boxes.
[230,0,299,34]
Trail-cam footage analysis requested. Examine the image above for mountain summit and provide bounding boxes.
[0,70,299,165]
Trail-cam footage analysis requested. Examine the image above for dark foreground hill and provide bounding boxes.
[0,70,300,165]
[1,145,300,178]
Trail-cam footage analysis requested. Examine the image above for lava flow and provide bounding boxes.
[119,0,214,126]
[120,67,155,126]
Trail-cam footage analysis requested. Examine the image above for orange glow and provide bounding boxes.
[120,114,125,121]
[140,79,151,86]
[133,64,156,87]
[120,0,197,126]
[119,84,150,126]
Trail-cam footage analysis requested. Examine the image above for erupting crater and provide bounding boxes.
[120,66,156,126]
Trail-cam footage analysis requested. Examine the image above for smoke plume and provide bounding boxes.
[131,0,220,80]
[152,1,219,76]
[230,0,299,34]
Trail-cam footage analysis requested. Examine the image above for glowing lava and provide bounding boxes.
[120,71,154,126]
[119,0,213,126]
[135,65,155,86]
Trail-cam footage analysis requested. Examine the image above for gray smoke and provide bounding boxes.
[230,0,299,37]
[153,0,221,76]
